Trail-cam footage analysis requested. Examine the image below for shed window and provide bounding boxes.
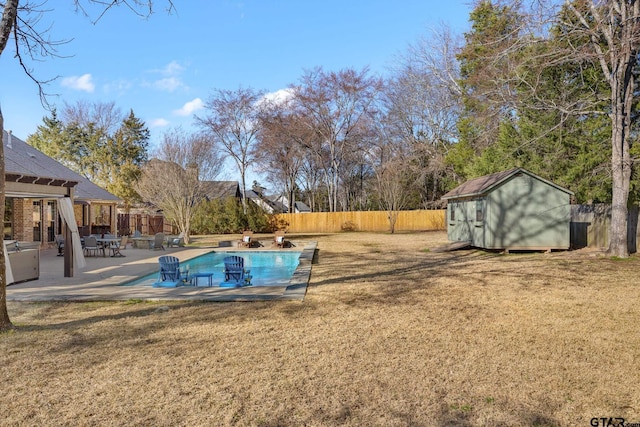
[475,200,484,222]
[450,204,455,221]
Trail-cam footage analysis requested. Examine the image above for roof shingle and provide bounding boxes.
[3,130,120,202]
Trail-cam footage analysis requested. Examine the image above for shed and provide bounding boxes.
[441,168,574,251]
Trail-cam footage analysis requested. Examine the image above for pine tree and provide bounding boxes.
[450,0,524,180]
[103,110,150,210]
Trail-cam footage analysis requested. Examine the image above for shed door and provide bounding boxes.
[473,198,486,247]
[448,201,473,242]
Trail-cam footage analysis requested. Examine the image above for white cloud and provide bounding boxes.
[161,61,185,76]
[149,118,170,128]
[259,88,294,106]
[61,74,95,92]
[153,77,185,92]
[148,61,188,92]
[173,98,204,116]
[103,79,133,95]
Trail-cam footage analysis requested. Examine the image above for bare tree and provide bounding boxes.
[497,0,640,257]
[0,1,174,331]
[298,155,324,212]
[0,0,19,332]
[375,161,410,233]
[560,0,640,257]
[136,128,223,243]
[62,100,123,136]
[256,97,310,212]
[388,25,462,205]
[0,107,10,330]
[292,67,383,212]
[197,87,265,214]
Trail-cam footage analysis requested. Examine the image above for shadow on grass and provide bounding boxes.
[308,245,589,304]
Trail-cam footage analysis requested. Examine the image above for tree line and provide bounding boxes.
[24,0,640,256]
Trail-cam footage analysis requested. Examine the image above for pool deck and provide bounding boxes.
[6,240,316,302]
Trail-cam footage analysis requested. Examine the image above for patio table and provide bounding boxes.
[96,238,124,257]
[190,272,214,287]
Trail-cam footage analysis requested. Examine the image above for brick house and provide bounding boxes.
[3,130,121,247]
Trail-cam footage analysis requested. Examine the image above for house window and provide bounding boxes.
[475,199,484,222]
[46,201,57,242]
[4,198,13,240]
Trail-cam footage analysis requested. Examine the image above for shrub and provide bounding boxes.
[191,198,280,234]
[341,220,357,232]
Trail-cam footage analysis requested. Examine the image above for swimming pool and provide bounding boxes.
[123,251,302,287]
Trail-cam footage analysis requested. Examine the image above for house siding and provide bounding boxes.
[12,198,33,242]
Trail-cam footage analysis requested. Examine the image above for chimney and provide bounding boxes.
[7,130,12,149]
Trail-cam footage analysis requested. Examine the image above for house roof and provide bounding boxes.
[264,194,288,213]
[441,168,574,200]
[243,191,288,213]
[3,130,121,203]
[201,180,241,200]
[293,201,311,213]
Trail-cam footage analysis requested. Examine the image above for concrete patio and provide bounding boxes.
[6,240,315,302]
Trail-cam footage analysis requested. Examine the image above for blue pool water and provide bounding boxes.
[123,251,302,287]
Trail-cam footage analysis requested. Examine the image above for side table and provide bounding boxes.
[190,272,214,287]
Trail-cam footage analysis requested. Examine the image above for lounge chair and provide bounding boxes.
[167,232,185,248]
[221,255,251,287]
[151,232,165,250]
[155,255,189,287]
[273,230,286,248]
[108,236,128,257]
[238,231,254,248]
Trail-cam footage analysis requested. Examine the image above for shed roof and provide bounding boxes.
[441,168,574,200]
[3,130,121,203]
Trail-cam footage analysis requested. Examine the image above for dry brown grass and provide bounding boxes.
[2,231,640,426]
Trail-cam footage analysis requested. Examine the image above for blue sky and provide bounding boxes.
[1,1,472,182]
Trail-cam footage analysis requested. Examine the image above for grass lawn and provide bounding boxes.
[2,231,639,426]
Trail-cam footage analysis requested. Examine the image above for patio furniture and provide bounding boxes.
[55,234,65,256]
[83,236,104,257]
[107,236,128,257]
[238,231,254,248]
[221,255,251,287]
[167,233,185,248]
[155,255,189,287]
[190,272,214,287]
[151,232,165,251]
[273,230,286,248]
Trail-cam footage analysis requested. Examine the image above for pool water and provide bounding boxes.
[123,251,302,287]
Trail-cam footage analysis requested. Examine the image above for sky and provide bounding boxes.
[0,1,473,185]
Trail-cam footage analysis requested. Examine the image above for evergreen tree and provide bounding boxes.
[103,110,150,210]
[449,0,524,180]
[27,108,150,207]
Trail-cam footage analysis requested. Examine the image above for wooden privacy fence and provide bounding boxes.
[117,213,173,236]
[570,204,640,251]
[276,205,638,252]
[275,210,446,233]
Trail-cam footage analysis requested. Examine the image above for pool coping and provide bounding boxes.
[7,241,317,303]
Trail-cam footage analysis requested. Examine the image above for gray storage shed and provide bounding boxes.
[441,168,574,251]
